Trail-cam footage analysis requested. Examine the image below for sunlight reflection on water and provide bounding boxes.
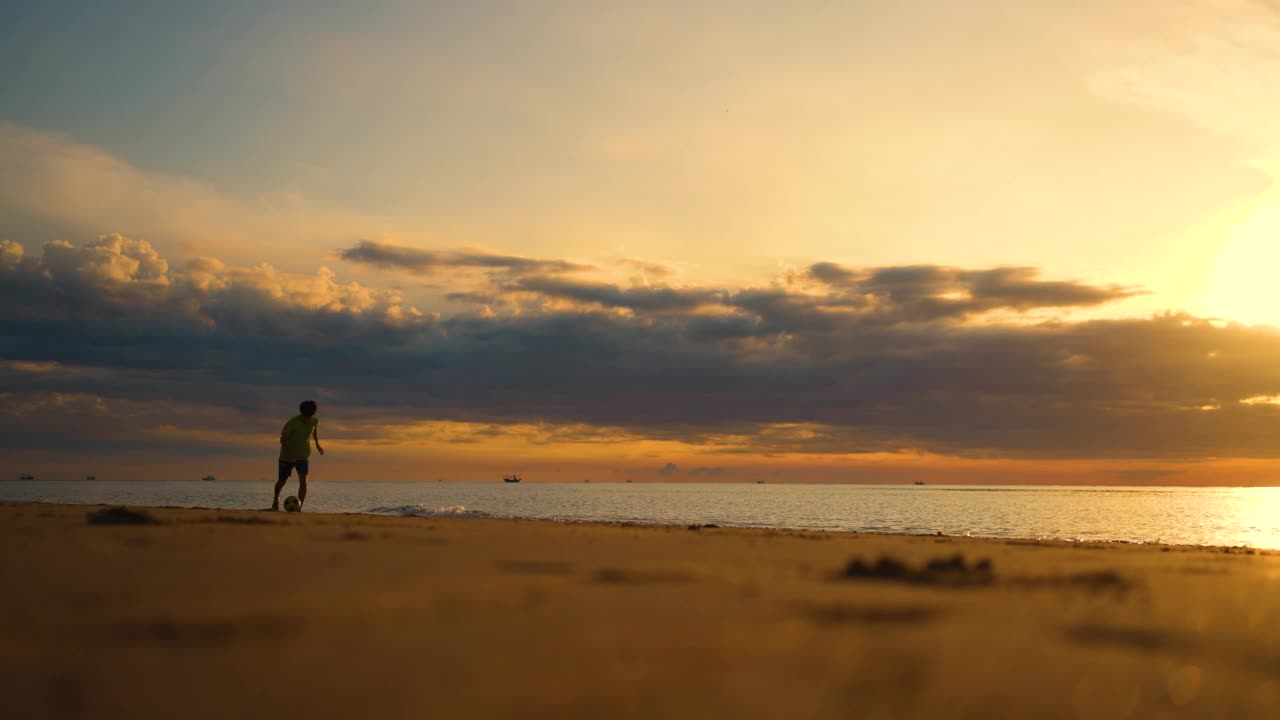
[3,481,1279,549]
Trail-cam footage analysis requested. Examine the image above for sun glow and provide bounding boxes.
[1199,190,1280,327]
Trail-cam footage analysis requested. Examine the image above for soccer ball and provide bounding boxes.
[283,496,301,513]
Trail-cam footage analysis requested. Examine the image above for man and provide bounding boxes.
[273,400,324,511]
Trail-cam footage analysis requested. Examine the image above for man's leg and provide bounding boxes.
[272,462,291,511]
[297,473,307,510]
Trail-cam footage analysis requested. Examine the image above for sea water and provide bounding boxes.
[2,480,1278,550]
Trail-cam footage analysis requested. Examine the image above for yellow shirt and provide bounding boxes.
[279,415,318,462]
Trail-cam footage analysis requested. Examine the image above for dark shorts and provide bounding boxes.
[278,460,310,481]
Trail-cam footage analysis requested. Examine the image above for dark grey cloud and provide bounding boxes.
[807,262,1142,321]
[808,261,860,286]
[5,236,1280,460]
[338,240,591,275]
[506,276,725,312]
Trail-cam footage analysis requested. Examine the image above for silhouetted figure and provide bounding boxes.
[273,400,324,511]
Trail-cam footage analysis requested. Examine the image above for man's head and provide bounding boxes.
[299,400,318,417]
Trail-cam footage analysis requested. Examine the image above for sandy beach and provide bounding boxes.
[2,502,1278,719]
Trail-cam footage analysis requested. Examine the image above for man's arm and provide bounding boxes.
[313,425,325,455]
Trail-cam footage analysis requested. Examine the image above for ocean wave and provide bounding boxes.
[365,504,497,519]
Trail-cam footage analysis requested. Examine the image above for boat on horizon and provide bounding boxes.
[18,474,34,480]
[202,474,217,482]
[86,475,96,480]
[914,481,925,486]
[503,474,521,483]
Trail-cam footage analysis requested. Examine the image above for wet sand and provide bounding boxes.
[2,502,1278,719]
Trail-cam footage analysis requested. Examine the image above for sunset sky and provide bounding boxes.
[4,1,1280,484]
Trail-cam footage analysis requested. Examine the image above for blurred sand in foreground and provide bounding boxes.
[1,502,1278,719]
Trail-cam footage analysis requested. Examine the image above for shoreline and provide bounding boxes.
[5,498,1276,554]
[3,502,1279,718]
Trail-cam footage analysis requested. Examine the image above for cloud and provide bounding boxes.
[7,236,1280,461]
[806,263,1143,321]
[338,239,591,276]
[0,124,390,270]
[618,257,677,283]
[658,462,678,476]
[0,234,428,407]
[417,258,1132,321]
[505,276,725,312]
[1089,0,1280,169]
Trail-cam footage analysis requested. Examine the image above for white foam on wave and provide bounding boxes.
[365,504,497,519]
